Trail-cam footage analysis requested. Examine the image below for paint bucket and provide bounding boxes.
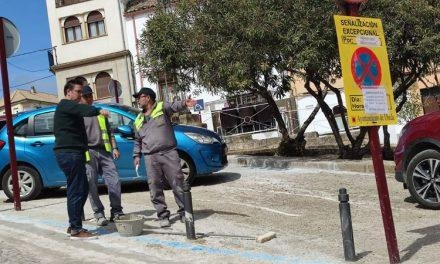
[114,214,145,237]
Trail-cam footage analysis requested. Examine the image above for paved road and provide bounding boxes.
[0,163,438,263]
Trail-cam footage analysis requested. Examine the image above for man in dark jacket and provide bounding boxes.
[53,79,109,239]
[133,88,196,227]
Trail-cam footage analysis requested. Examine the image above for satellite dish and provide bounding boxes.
[1,17,20,58]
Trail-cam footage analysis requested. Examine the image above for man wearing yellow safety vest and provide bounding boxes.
[133,87,196,228]
[80,86,124,226]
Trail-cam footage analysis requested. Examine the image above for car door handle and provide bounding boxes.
[30,141,44,147]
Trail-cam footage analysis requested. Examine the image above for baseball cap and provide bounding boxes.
[82,85,93,96]
[133,87,156,101]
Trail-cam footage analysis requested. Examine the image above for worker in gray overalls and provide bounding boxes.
[81,85,124,226]
[133,87,196,227]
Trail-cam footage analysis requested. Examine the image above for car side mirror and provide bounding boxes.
[117,125,134,137]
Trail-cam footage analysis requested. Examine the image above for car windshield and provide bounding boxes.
[106,104,141,116]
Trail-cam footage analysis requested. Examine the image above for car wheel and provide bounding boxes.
[1,166,43,201]
[179,153,195,185]
[407,149,440,209]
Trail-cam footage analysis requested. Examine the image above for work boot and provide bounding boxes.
[110,213,125,222]
[159,218,171,228]
[67,227,71,234]
[96,217,109,226]
[70,230,98,240]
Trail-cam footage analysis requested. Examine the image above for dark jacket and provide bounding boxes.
[53,99,100,152]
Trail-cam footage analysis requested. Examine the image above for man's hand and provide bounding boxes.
[99,109,110,117]
[185,95,197,108]
[113,149,120,160]
[133,156,140,167]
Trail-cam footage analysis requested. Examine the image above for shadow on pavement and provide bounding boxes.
[194,209,249,221]
[400,224,440,262]
[192,172,241,187]
[354,251,372,261]
[404,196,417,204]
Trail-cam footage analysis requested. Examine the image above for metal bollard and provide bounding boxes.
[183,181,196,240]
[338,188,356,261]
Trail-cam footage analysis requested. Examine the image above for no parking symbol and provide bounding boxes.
[351,47,382,87]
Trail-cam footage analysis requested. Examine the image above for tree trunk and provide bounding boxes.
[258,88,290,141]
[304,79,346,157]
[283,97,323,156]
[382,126,394,160]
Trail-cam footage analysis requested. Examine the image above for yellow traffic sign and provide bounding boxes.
[334,15,397,127]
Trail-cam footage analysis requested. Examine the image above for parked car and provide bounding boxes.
[394,111,440,209]
[0,104,228,201]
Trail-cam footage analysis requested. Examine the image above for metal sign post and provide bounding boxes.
[334,1,400,263]
[0,17,21,210]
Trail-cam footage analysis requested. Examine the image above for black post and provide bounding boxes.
[183,181,196,240]
[338,188,355,261]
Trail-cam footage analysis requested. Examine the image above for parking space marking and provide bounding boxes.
[198,199,300,217]
[0,213,336,264]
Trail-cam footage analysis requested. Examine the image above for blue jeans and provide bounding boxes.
[55,151,89,232]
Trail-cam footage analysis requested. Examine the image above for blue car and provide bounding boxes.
[0,104,228,200]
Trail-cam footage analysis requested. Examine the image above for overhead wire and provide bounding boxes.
[9,47,52,58]
[7,61,49,72]
[10,75,54,88]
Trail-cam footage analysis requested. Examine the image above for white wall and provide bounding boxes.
[46,0,126,64]
[297,92,342,135]
[54,56,134,105]
[296,92,404,145]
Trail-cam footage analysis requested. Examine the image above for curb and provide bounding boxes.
[229,155,396,175]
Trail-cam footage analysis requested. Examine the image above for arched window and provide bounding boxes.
[74,76,88,86]
[64,16,82,43]
[95,72,111,99]
[87,11,106,38]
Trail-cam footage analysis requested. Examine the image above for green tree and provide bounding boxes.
[138,0,439,159]
[139,0,318,156]
[397,90,423,124]
[284,0,439,158]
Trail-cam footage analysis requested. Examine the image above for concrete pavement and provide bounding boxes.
[0,163,438,263]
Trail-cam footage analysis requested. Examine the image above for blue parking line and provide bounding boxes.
[0,214,335,264]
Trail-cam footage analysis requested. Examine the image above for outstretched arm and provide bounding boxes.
[163,96,197,116]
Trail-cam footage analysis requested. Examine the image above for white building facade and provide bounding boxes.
[46,0,136,105]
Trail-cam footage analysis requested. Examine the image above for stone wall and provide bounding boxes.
[225,130,368,155]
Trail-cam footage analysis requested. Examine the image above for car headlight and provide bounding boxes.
[184,132,220,144]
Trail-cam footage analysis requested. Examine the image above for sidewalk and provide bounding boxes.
[230,155,396,175]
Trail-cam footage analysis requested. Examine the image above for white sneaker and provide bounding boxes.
[159,218,171,228]
[96,217,109,226]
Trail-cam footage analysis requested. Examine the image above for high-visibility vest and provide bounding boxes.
[134,101,164,130]
[85,115,112,162]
